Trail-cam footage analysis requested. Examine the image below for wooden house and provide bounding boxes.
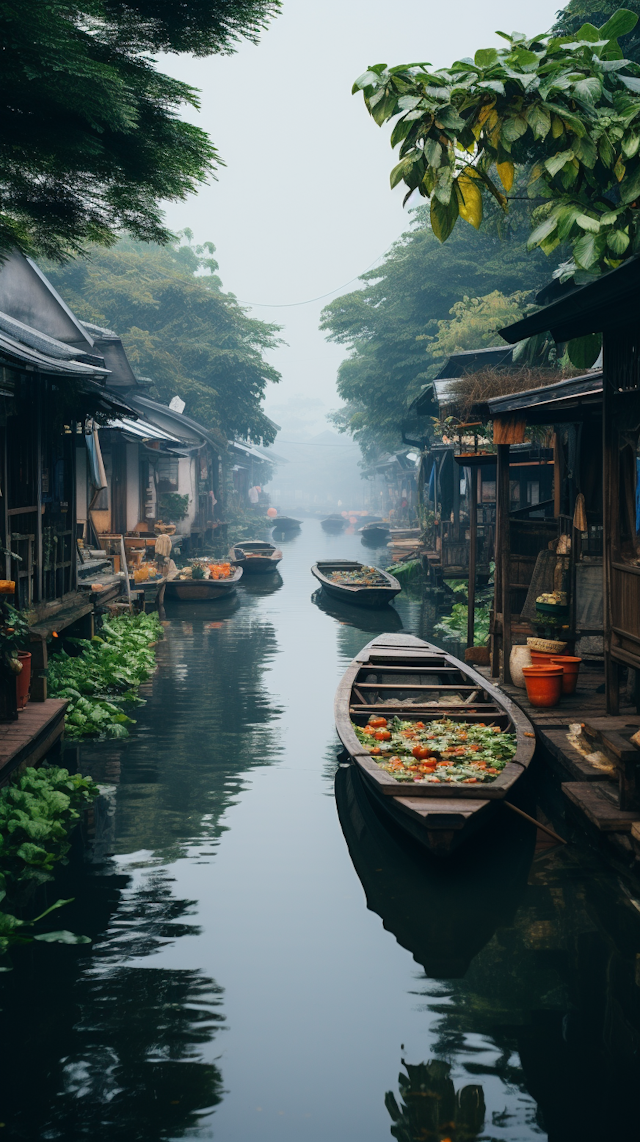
[474,372,604,681]
[0,253,129,615]
[500,267,640,713]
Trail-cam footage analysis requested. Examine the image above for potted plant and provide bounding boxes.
[0,602,31,720]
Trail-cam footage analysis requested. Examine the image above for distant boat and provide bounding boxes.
[359,521,391,540]
[311,560,401,608]
[229,541,282,574]
[165,566,243,600]
[267,515,301,531]
[321,515,347,532]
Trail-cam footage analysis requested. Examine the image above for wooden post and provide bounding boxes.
[119,535,132,611]
[467,466,477,650]
[553,431,562,519]
[602,334,620,714]
[452,452,460,539]
[497,443,512,684]
[36,386,42,603]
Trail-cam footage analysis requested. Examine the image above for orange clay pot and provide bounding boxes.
[529,649,560,665]
[522,664,563,708]
[550,655,582,695]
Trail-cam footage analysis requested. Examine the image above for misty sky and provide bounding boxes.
[163,0,561,436]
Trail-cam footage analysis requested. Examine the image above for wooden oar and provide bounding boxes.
[502,799,567,844]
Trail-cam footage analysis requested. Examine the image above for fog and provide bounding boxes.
[162,0,560,506]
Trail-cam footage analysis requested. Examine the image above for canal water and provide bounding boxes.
[2,520,640,1141]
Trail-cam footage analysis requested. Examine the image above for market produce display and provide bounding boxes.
[175,561,233,581]
[353,715,516,784]
[328,566,387,586]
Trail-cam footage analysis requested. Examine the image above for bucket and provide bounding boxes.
[16,651,31,710]
[550,655,582,695]
[522,664,563,708]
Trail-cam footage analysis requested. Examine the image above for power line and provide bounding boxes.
[239,239,403,308]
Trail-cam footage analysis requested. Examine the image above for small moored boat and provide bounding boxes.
[165,565,243,600]
[228,541,282,574]
[267,516,301,532]
[311,560,401,608]
[334,633,535,855]
[321,514,347,532]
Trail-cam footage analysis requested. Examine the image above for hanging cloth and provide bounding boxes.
[573,492,587,533]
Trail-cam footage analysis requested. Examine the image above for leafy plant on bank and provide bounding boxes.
[353,9,640,364]
[0,601,30,680]
[158,492,190,522]
[434,578,493,646]
[47,611,163,740]
[0,764,99,959]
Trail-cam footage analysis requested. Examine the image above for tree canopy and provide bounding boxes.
[321,206,549,461]
[352,9,640,289]
[554,0,640,61]
[0,0,280,259]
[46,237,282,443]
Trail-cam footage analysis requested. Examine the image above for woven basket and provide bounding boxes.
[527,637,567,654]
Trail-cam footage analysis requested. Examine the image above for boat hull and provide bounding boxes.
[165,566,243,600]
[321,518,346,532]
[229,543,282,574]
[334,632,535,855]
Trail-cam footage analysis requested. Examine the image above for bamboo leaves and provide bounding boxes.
[353,9,640,273]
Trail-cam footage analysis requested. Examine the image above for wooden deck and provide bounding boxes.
[477,663,640,847]
[0,699,67,786]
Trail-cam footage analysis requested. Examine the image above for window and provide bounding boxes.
[156,456,179,493]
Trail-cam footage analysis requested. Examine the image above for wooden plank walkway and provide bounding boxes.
[476,664,640,841]
[0,700,67,786]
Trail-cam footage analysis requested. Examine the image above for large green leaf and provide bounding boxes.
[545,149,574,177]
[573,230,607,268]
[619,164,640,202]
[430,193,459,241]
[527,213,558,249]
[607,228,630,254]
[599,9,639,40]
[474,48,498,68]
[567,333,602,368]
[33,930,91,944]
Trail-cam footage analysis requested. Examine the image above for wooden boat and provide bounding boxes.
[311,587,403,633]
[267,515,301,532]
[228,541,282,574]
[164,565,243,600]
[359,521,390,540]
[321,514,347,532]
[311,560,401,608]
[334,633,535,855]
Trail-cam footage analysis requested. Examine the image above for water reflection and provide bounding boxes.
[0,855,223,1141]
[385,1059,485,1142]
[335,764,534,977]
[78,598,282,859]
[311,587,403,633]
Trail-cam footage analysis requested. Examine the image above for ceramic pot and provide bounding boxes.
[550,655,582,695]
[522,664,563,708]
[509,645,532,688]
[16,651,31,710]
[529,649,560,665]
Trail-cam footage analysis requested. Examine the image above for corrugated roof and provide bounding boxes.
[0,324,109,378]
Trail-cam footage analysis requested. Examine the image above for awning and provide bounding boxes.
[108,416,182,443]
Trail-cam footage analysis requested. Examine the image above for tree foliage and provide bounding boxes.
[321,207,549,460]
[0,0,280,259]
[46,237,281,443]
[352,10,640,276]
[554,0,640,62]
